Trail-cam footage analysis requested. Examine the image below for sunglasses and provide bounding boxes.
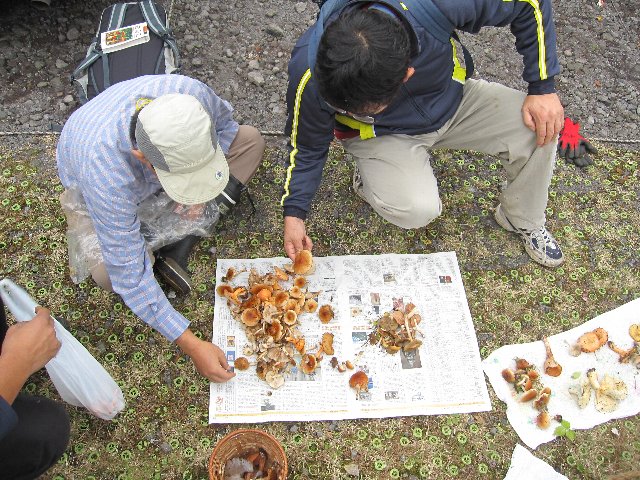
[325,101,376,124]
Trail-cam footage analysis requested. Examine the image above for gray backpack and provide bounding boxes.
[71,0,181,104]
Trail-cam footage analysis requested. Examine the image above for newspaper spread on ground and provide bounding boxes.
[209,252,491,423]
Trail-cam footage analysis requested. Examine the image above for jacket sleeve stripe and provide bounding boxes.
[281,68,313,206]
[518,0,548,80]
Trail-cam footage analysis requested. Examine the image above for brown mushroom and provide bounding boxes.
[283,310,298,326]
[318,305,334,324]
[241,308,261,327]
[273,266,289,281]
[294,276,307,289]
[534,393,550,411]
[577,331,601,353]
[303,298,318,313]
[234,357,251,371]
[293,249,314,275]
[543,337,563,377]
[520,389,538,402]
[286,336,305,354]
[608,341,636,363]
[320,332,335,356]
[300,353,318,374]
[267,320,284,341]
[226,287,247,305]
[256,288,272,302]
[223,267,238,282]
[241,295,261,310]
[274,291,290,308]
[349,371,369,394]
[289,286,304,299]
[345,360,354,370]
[284,298,301,313]
[536,411,551,429]
[593,328,609,347]
[630,324,640,342]
[502,368,516,383]
[391,310,405,325]
[403,339,423,351]
[515,358,531,370]
[216,284,234,297]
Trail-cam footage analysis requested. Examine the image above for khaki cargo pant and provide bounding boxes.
[62,125,265,292]
[342,79,557,231]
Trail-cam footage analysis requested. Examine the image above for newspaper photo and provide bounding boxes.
[209,252,491,423]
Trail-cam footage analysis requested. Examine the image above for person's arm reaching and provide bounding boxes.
[281,51,336,259]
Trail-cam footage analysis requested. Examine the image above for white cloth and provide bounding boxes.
[503,444,568,480]
[483,298,640,449]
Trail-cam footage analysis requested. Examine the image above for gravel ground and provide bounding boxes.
[0,0,638,147]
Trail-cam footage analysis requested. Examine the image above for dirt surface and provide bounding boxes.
[0,0,639,143]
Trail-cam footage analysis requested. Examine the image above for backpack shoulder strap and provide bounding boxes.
[70,3,127,82]
[394,0,452,44]
[139,0,181,69]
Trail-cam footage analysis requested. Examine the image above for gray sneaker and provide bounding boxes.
[494,204,565,268]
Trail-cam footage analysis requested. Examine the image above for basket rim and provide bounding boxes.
[208,428,287,480]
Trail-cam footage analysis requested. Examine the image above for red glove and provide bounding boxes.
[557,118,598,168]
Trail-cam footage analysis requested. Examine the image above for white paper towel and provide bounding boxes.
[483,298,640,449]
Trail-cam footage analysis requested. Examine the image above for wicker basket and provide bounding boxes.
[208,429,287,480]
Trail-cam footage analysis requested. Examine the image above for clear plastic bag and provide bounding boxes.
[59,188,104,284]
[0,278,125,420]
[60,188,220,283]
[138,191,220,251]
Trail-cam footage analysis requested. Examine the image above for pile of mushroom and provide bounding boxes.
[369,303,423,354]
[218,250,334,389]
[569,368,628,413]
[223,448,283,480]
[502,358,554,429]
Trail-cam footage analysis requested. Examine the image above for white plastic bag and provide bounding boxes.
[0,278,125,420]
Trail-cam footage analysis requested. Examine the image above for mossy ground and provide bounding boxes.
[0,136,638,480]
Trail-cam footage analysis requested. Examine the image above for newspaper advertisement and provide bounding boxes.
[209,252,491,423]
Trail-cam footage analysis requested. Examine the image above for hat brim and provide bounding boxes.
[155,142,229,205]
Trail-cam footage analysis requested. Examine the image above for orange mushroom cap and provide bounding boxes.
[241,307,260,327]
[318,304,334,324]
[293,249,314,275]
[349,371,369,391]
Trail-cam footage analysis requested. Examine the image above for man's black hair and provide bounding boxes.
[314,8,412,114]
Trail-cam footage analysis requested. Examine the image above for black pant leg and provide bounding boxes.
[0,394,70,480]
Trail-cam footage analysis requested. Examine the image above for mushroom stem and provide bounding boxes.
[543,337,563,377]
[404,317,413,341]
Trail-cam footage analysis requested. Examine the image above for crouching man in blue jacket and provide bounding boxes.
[282,0,566,267]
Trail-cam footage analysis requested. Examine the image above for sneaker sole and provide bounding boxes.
[155,257,192,295]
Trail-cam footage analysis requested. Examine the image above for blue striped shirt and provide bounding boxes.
[56,75,239,341]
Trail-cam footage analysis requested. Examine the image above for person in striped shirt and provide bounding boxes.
[57,75,265,382]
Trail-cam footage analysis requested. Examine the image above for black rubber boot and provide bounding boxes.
[214,174,256,216]
[214,174,244,216]
[154,234,200,295]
